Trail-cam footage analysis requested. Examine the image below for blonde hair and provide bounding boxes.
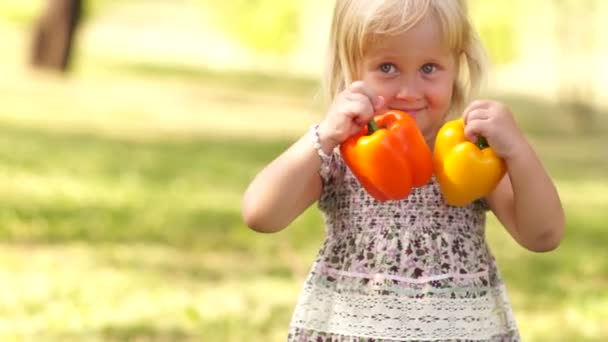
[323,0,486,114]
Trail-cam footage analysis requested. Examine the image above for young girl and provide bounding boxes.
[242,0,565,340]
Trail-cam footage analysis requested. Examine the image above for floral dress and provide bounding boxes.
[287,151,520,341]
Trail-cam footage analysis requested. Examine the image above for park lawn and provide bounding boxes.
[0,15,607,342]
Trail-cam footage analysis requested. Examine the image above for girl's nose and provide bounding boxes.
[395,78,422,101]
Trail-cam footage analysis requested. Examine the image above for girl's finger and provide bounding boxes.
[345,91,379,119]
[373,95,386,113]
[465,108,490,122]
[463,118,489,143]
[462,100,491,123]
[346,92,372,108]
[346,98,374,120]
[349,81,378,106]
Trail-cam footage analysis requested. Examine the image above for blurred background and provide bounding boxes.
[0,0,606,341]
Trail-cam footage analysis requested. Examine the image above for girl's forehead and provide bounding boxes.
[363,15,451,57]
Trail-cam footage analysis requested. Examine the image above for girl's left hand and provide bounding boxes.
[462,100,527,161]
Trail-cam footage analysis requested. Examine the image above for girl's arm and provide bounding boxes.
[242,81,382,234]
[241,132,325,233]
[463,100,565,252]
[486,142,565,252]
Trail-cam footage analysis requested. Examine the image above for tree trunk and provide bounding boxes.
[30,0,83,72]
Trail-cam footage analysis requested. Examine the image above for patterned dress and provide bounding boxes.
[287,151,520,341]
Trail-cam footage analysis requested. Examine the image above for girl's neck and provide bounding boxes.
[425,130,439,151]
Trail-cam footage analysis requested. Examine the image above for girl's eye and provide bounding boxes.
[421,63,437,74]
[379,63,396,73]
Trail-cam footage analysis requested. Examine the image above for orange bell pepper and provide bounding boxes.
[433,118,506,206]
[340,110,433,201]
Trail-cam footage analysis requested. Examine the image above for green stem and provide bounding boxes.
[476,137,489,149]
[367,119,379,135]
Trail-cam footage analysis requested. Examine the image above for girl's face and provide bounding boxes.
[360,14,457,144]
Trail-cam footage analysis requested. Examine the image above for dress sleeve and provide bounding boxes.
[317,149,346,212]
[318,148,341,185]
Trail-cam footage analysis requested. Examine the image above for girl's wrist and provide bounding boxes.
[502,138,533,165]
[502,143,541,180]
[316,122,339,154]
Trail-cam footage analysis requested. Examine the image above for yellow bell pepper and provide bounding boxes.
[433,118,506,206]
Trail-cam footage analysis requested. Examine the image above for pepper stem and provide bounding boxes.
[476,137,489,149]
[367,119,380,135]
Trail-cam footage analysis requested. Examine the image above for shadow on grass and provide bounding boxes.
[0,121,290,188]
[1,203,236,245]
[0,122,328,252]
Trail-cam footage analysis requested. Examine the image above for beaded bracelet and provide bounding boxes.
[310,124,332,161]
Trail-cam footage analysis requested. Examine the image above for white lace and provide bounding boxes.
[291,282,517,340]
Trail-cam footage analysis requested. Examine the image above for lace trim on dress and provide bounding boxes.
[291,282,518,341]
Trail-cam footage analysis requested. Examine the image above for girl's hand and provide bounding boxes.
[317,81,385,152]
[462,100,527,161]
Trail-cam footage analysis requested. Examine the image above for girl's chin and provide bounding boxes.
[406,109,424,116]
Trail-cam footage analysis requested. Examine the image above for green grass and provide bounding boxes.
[0,8,607,342]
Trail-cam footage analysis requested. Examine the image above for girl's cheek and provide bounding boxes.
[380,81,401,99]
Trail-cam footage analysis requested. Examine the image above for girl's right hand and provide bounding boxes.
[317,81,385,153]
